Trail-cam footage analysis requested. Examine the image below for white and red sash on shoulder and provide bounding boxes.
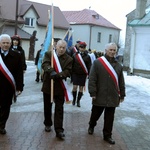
[98,56,120,95]
[75,52,88,76]
[73,47,78,53]
[0,54,16,92]
[53,51,73,103]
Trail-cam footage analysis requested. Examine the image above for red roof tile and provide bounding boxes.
[63,9,120,30]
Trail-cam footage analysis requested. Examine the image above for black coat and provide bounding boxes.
[72,50,91,75]
[0,49,24,106]
[11,45,27,71]
[35,49,41,65]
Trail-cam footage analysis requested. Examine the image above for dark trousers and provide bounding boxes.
[43,93,65,134]
[0,105,11,129]
[89,105,115,138]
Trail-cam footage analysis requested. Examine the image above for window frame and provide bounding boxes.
[97,32,101,43]
[25,17,34,27]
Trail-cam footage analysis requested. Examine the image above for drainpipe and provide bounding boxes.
[129,27,136,74]
[89,25,93,49]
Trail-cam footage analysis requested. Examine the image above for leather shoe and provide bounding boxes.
[45,126,51,132]
[104,137,115,144]
[56,132,65,139]
[0,128,6,134]
[35,79,39,82]
[88,127,94,135]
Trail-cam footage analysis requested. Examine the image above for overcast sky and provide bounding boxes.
[28,0,137,44]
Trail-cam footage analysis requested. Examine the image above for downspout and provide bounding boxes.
[129,27,136,74]
[89,25,93,49]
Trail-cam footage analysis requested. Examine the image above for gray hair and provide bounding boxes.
[0,34,11,42]
[56,39,67,47]
[105,43,117,50]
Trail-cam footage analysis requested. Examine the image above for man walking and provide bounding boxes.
[88,43,126,144]
[0,34,24,134]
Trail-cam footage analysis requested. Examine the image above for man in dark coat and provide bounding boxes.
[35,43,43,82]
[0,34,24,134]
[41,40,73,140]
[88,43,126,144]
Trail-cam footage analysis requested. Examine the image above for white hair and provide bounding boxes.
[0,34,11,42]
[105,43,117,50]
[56,39,67,46]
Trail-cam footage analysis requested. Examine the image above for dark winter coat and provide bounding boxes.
[35,49,41,65]
[11,45,27,71]
[88,55,126,107]
[41,50,73,95]
[0,49,24,106]
[72,50,91,75]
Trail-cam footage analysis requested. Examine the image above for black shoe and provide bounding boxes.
[88,127,94,135]
[35,79,39,82]
[104,137,115,144]
[45,126,51,132]
[56,132,65,139]
[0,128,6,134]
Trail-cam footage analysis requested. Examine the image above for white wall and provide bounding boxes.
[21,8,46,59]
[71,24,120,52]
[133,27,150,71]
[90,26,120,51]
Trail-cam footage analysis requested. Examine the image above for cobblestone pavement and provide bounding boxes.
[0,61,150,150]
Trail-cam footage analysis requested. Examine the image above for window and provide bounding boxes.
[97,32,101,43]
[25,18,34,27]
[109,34,112,43]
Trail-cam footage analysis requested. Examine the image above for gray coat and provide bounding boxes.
[88,55,125,107]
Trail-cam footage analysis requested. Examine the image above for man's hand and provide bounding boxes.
[16,91,22,96]
[50,71,58,79]
[120,98,124,103]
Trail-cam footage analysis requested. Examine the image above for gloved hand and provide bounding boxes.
[50,71,58,79]
[58,73,66,80]
[45,67,54,73]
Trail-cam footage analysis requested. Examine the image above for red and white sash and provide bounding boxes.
[73,47,78,53]
[75,53,88,75]
[53,51,73,103]
[98,56,120,95]
[0,54,16,91]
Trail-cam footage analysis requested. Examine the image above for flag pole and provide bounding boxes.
[63,29,69,39]
[50,4,54,103]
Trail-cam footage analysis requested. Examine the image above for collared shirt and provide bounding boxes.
[1,49,9,56]
[13,46,18,49]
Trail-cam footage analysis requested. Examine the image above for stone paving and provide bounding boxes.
[0,61,150,150]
